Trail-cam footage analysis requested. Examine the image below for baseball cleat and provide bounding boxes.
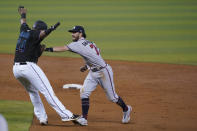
[73,116,88,126]
[40,120,48,126]
[62,114,80,122]
[122,105,132,124]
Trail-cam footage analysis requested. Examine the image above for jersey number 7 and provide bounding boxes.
[90,43,99,56]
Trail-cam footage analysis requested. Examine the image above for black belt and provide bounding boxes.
[91,64,107,72]
[14,62,27,65]
[91,67,103,72]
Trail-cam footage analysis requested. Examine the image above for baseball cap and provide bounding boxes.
[68,26,86,38]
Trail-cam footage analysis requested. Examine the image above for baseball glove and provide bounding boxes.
[80,65,88,72]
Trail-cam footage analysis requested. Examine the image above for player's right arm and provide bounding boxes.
[44,45,69,52]
[45,42,78,52]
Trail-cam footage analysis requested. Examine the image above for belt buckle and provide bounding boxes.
[92,67,103,72]
[92,68,98,72]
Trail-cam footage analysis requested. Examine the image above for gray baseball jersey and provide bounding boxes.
[67,37,119,102]
[67,38,106,68]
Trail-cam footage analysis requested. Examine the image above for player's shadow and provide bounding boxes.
[91,119,134,125]
[46,122,81,127]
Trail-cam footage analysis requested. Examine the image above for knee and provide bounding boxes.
[80,93,89,99]
[80,88,90,99]
[111,98,119,103]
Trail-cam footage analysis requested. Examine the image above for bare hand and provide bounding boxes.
[18,6,27,15]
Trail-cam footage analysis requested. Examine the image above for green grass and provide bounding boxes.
[0,0,197,65]
[0,100,33,131]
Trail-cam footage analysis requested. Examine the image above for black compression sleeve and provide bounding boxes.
[45,47,53,52]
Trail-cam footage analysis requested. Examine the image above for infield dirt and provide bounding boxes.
[0,54,197,131]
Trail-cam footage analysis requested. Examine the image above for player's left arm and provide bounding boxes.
[39,22,60,40]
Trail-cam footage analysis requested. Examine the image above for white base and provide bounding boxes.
[63,84,83,89]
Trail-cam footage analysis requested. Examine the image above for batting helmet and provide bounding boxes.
[33,20,47,30]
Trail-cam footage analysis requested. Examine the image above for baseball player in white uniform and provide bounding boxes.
[0,114,8,131]
[45,26,132,126]
[13,6,79,125]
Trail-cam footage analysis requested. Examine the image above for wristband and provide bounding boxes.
[45,47,53,52]
[21,13,26,18]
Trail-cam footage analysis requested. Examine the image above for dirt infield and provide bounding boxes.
[0,54,197,131]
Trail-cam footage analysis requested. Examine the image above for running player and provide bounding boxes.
[13,6,78,125]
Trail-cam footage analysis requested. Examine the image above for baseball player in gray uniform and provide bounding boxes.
[45,26,132,126]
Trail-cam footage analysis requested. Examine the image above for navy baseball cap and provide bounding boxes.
[68,26,86,38]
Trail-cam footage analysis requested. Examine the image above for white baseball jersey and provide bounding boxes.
[0,114,8,131]
[67,38,106,68]
[67,38,119,102]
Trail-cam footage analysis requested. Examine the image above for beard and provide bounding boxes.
[72,35,80,42]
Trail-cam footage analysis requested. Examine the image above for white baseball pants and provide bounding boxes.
[13,62,73,121]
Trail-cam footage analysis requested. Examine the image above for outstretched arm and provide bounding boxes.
[18,6,27,24]
[39,22,60,39]
[17,6,60,40]
[45,45,69,52]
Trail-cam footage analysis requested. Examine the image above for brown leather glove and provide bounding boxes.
[80,65,88,72]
